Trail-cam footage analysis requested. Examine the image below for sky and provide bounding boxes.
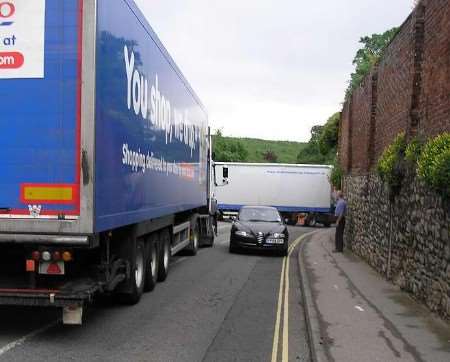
[134,0,413,142]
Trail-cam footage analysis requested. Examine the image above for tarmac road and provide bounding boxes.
[0,223,312,362]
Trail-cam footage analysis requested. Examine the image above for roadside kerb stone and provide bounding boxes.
[298,231,329,362]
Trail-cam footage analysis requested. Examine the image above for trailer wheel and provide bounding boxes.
[187,219,199,255]
[144,235,159,292]
[157,229,171,282]
[202,216,215,247]
[308,215,317,227]
[117,238,145,305]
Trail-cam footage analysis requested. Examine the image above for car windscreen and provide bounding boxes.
[239,208,281,222]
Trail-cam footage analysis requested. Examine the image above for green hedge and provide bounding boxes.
[377,133,406,193]
[377,132,450,200]
[417,133,450,198]
[405,137,423,164]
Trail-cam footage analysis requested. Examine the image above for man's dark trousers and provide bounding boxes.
[335,217,345,252]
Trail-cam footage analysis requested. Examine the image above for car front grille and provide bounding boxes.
[256,233,265,243]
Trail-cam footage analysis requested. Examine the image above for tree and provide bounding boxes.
[346,27,399,98]
[310,125,324,144]
[318,112,340,156]
[213,131,248,162]
[297,126,330,164]
[297,112,341,165]
[262,149,278,163]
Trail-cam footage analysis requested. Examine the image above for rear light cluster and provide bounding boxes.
[31,250,72,262]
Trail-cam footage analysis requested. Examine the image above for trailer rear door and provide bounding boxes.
[0,0,83,219]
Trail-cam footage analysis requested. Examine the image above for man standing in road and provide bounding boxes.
[334,191,347,252]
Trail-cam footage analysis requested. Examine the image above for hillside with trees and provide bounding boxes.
[212,116,340,167]
[212,132,307,164]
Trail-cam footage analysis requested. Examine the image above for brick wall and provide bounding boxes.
[338,0,450,321]
[349,72,372,174]
[339,0,450,170]
[419,0,450,138]
[339,101,351,173]
[373,16,414,160]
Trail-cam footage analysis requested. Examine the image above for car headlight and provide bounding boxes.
[235,230,250,237]
[271,233,285,238]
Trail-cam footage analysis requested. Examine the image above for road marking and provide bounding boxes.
[271,231,317,362]
[288,230,315,254]
[355,305,365,312]
[271,256,286,362]
[282,252,290,362]
[0,320,59,357]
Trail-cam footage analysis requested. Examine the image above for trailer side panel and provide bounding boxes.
[94,0,209,232]
[215,163,332,212]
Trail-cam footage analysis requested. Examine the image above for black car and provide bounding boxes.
[229,206,289,256]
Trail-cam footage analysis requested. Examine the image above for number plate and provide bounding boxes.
[266,239,284,245]
[39,261,65,275]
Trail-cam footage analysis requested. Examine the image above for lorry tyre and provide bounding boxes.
[157,229,171,282]
[308,215,317,227]
[144,235,159,292]
[203,216,215,247]
[117,238,145,305]
[187,218,199,255]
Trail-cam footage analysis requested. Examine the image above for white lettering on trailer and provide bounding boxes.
[124,45,134,110]
[121,143,195,179]
[123,45,205,158]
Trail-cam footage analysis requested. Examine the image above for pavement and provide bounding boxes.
[300,229,450,362]
[0,223,312,362]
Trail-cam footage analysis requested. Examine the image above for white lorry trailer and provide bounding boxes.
[214,163,334,226]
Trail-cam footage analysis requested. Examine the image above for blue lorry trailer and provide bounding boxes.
[0,0,214,324]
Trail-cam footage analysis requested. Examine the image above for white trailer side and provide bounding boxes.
[214,163,333,225]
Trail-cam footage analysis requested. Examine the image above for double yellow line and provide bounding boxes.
[271,232,315,362]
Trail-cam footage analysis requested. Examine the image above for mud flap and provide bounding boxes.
[63,305,83,325]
